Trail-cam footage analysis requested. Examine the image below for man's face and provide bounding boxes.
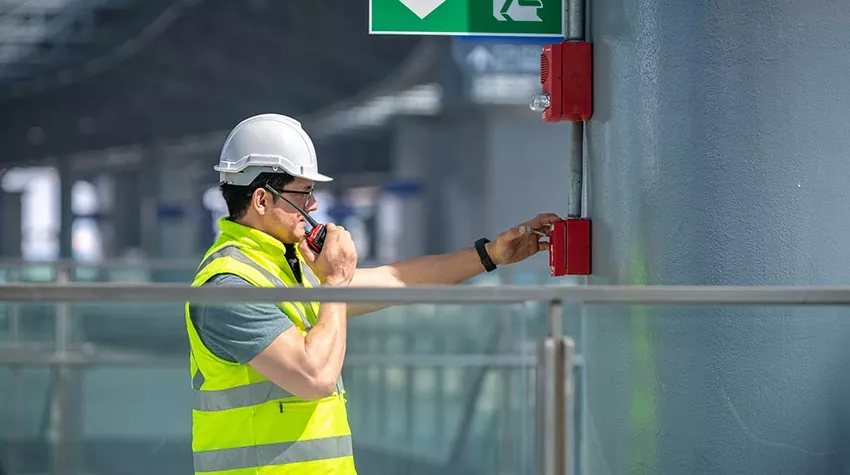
[257,177,318,244]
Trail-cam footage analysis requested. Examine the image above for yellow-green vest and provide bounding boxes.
[185,218,356,474]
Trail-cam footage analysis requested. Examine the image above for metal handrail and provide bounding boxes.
[0,346,544,367]
[0,257,202,270]
[2,283,850,304]
[0,257,388,271]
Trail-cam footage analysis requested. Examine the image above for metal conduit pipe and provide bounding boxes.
[566,0,585,219]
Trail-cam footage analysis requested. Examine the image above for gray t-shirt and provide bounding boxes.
[189,273,295,364]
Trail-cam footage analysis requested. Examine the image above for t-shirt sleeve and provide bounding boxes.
[189,273,295,364]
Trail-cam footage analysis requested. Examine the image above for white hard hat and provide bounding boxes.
[215,113,333,186]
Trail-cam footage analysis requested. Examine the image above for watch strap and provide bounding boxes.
[474,238,497,272]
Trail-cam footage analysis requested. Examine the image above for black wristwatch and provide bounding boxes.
[474,238,497,272]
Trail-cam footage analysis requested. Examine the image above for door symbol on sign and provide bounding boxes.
[494,0,543,22]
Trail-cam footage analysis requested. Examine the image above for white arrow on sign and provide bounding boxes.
[399,0,447,19]
[493,0,543,22]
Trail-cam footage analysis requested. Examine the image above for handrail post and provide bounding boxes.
[51,268,74,475]
[537,333,575,475]
[563,337,575,475]
[8,287,22,474]
[548,298,563,338]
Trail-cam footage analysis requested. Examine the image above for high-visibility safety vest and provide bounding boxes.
[184,217,356,474]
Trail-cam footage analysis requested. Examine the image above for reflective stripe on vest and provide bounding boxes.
[193,378,294,411]
[194,435,354,472]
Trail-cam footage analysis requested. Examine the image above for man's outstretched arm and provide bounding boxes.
[346,212,561,318]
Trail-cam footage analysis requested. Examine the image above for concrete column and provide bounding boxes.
[429,114,490,256]
[111,170,142,257]
[483,109,572,271]
[381,118,431,262]
[156,156,201,259]
[137,146,204,260]
[139,145,163,258]
[584,0,850,473]
[391,109,573,266]
[57,160,73,259]
[0,189,22,258]
[92,174,116,259]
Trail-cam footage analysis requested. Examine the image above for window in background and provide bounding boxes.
[71,180,103,262]
[0,168,106,263]
[1,166,59,261]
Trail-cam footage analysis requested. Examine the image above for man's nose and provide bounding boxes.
[306,197,319,213]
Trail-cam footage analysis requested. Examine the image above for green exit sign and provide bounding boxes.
[370,0,564,37]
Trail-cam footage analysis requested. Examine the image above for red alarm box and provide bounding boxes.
[535,41,593,123]
[548,218,591,276]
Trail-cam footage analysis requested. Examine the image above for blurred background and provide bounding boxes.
[5,0,850,474]
[0,1,574,474]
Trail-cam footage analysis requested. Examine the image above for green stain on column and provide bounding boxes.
[627,241,658,474]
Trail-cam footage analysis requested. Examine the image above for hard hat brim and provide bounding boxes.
[296,171,333,183]
[216,156,333,185]
[217,166,333,186]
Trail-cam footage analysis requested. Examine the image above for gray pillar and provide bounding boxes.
[438,115,489,255]
[92,174,116,259]
[111,170,142,257]
[424,113,489,255]
[382,118,431,262]
[426,108,572,270]
[57,160,73,259]
[386,115,490,258]
[139,145,163,258]
[585,0,850,473]
[156,155,201,259]
[483,110,572,269]
[0,189,22,258]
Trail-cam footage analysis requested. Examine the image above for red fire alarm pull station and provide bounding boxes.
[531,41,593,123]
[548,218,591,276]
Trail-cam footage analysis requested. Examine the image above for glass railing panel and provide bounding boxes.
[0,261,200,284]
[343,301,542,475]
[578,302,850,475]
[0,366,53,475]
[81,366,194,474]
[1,298,550,475]
[0,302,56,348]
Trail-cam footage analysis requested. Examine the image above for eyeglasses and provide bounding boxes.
[263,184,314,207]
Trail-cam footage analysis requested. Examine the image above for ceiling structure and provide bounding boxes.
[0,0,435,165]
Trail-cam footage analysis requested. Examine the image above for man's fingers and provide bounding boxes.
[518,213,562,232]
[530,213,562,227]
[538,240,550,252]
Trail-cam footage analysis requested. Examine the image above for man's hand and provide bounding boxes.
[487,213,563,266]
[299,223,358,286]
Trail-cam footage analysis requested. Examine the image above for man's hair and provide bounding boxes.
[220,172,295,220]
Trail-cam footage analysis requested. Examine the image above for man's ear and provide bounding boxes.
[253,187,270,215]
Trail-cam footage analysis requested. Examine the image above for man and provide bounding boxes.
[185,113,562,474]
